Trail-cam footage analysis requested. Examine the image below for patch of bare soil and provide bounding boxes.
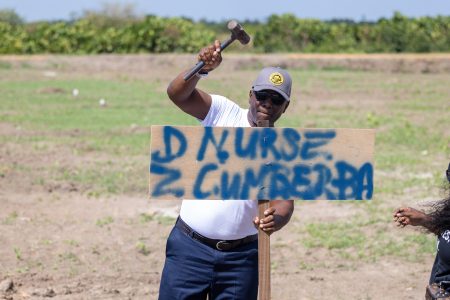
[0,191,434,299]
[0,192,172,299]
[1,53,450,76]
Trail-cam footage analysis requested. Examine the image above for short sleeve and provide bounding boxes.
[200,94,248,127]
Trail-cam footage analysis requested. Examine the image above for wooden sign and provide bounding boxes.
[149,126,375,200]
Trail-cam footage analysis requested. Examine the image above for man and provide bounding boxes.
[158,40,294,300]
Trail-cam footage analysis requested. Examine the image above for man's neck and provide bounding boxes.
[247,111,274,127]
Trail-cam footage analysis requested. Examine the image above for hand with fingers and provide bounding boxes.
[198,40,222,73]
[253,207,282,235]
[393,206,430,228]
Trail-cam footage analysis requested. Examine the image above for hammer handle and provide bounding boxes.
[183,37,235,81]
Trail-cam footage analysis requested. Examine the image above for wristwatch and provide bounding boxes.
[196,70,209,78]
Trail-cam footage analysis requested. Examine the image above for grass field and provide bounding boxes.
[0,54,449,299]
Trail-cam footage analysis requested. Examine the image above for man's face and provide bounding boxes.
[248,89,290,127]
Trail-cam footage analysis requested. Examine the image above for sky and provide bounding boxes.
[1,0,449,22]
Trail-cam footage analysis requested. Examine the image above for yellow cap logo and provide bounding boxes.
[269,72,283,85]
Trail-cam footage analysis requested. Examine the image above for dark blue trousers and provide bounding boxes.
[158,226,258,300]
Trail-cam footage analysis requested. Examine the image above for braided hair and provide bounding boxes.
[425,163,450,235]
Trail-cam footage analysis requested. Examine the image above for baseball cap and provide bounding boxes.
[252,67,292,102]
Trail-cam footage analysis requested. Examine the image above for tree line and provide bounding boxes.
[0,9,448,54]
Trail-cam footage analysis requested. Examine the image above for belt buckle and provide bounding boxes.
[216,241,231,251]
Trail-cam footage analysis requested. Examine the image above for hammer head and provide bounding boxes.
[227,20,251,45]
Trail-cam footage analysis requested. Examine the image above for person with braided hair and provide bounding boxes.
[394,163,450,292]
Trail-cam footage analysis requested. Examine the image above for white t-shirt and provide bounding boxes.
[179,94,258,240]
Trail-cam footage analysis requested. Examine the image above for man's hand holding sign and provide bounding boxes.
[151,20,374,300]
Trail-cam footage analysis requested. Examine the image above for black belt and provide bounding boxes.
[175,217,258,251]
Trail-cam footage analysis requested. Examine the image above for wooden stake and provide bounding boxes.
[257,119,270,300]
[258,200,271,300]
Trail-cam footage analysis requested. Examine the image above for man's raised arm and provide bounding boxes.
[166,40,222,120]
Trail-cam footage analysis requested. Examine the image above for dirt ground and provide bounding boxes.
[1,54,449,300]
[0,193,435,300]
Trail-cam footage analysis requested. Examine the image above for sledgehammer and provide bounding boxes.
[183,20,250,81]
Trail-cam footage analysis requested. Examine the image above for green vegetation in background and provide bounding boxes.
[254,12,450,53]
[0,8,449,54]
[303,216,436,262]
[0,9,23,25]
[0,16,216,54]
[0,78,198,156]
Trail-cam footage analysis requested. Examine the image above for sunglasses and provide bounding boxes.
[253,90,286,106]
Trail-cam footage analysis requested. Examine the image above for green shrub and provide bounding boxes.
[0,12,448,54]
